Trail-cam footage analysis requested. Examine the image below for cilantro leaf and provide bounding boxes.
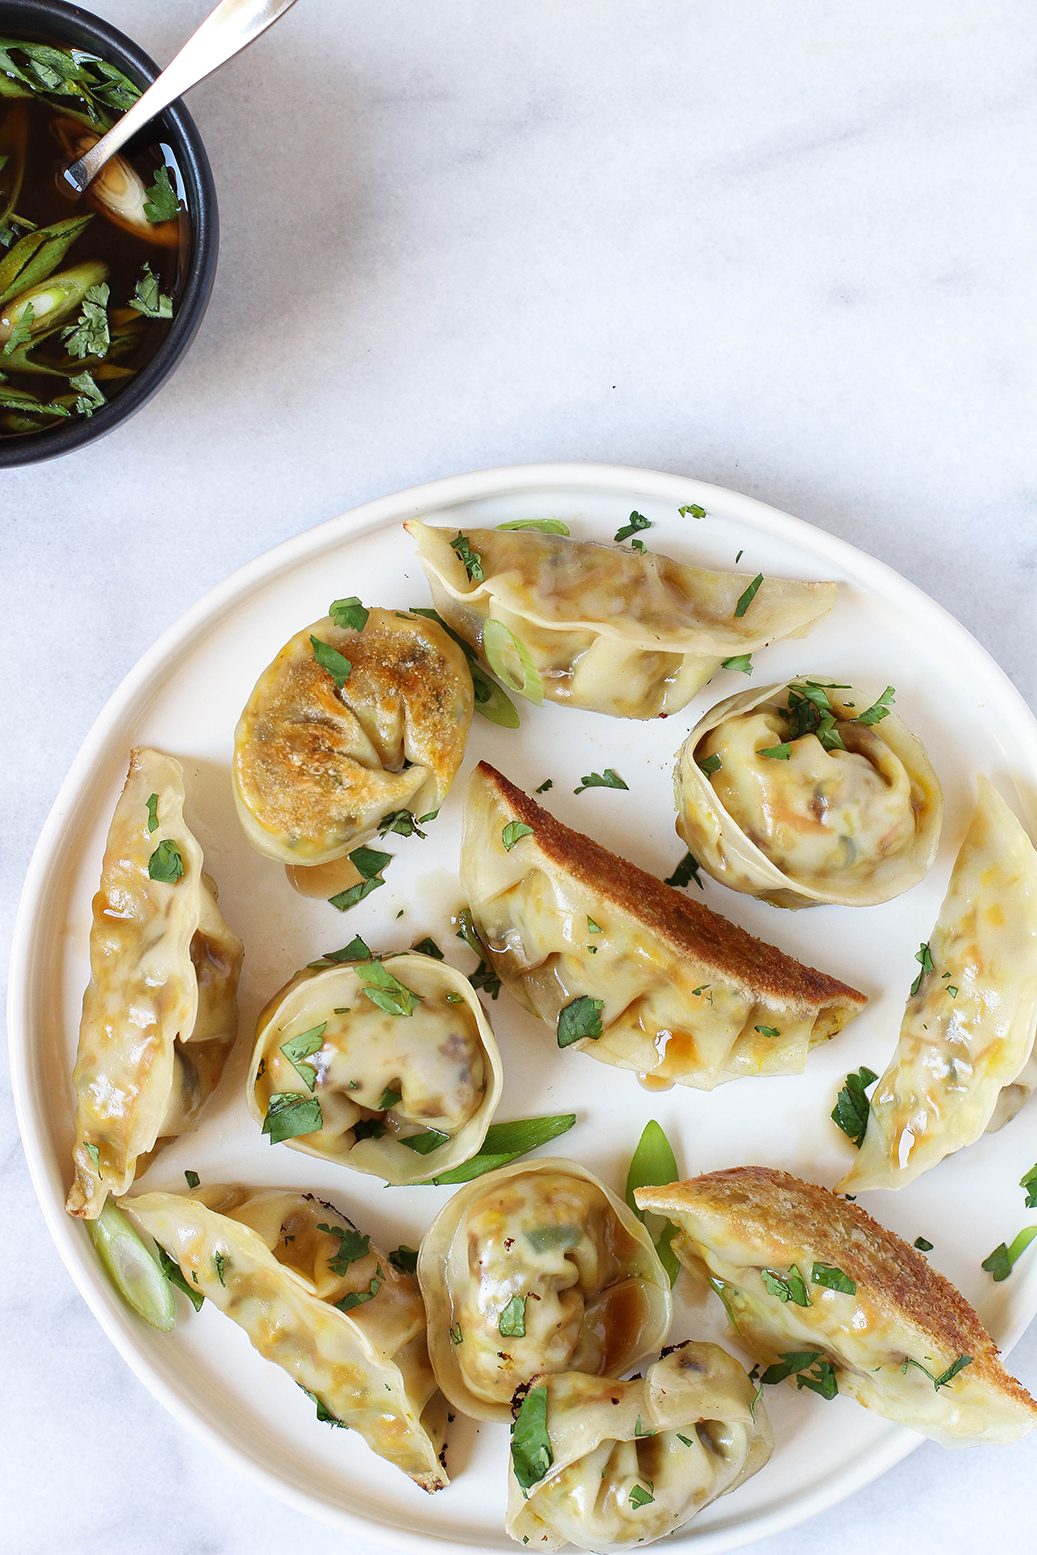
[184,1170,200,1189]
[336,1266,384,1312]
[130,261,172,318]
[914,1236,933,1252]
[698,753,722,775]
[329,596,369,632]
[761,1267,810,1306]
[310,635,351,688]
[317,1222,370,1275]
[811,1262,856,1295]
[300,1386,348,1428]
[754,1025,781,1038]
[557,995,604,1048]
[399,1127,450,1154]
[354,959,423,1017]
[279,1023,327,1090]
[614,511,651,543]
[145,793,159,833]
[496,518,570,534]
[158,1247,204,1312]
[722,653,753,674]
[214,1251,227,1287]
[328,847,392,911]
[982,1226,1037,1282]
[310,934,373,965]
[934,1355,973,1389]
[760,1350,823,1385]
[573,768,628,795]
[1021,1164,1037,1209]
[734,573,764,617]
[411,936,444,959]
[678,504,706,518]
[61,282,110,359]
[389,1245,418,1274]
[629,1486,655,1508]
[85,1142,100,1170]
[664,852,704,890]
[857,686,896,726]
[378,808,430,839]
[143,165,180,223]
[796,1358,839,1400]
[502,820,534,851]
[262,1092,323,1144]
[70,370,105,417]
[148,839,184,883]
[352,1116,387,1141]
[511,1385,553,1492]
[378,1087,402,1110]
[499,1295,527,1337]
[759,742,792,761]
[911,941,934,996]
[450,531,483,581]
[831,1066,879,1148]
[534,778,553,793]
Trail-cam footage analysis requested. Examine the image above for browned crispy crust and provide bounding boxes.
[637,1166,1037,1416]
[477,763,866,1012]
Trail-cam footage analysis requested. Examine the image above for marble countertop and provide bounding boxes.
[3,1,1036,1551]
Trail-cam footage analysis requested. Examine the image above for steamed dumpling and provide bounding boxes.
[675,679,942,908]
[460,762,866,1090]
[233,605,472,869]
[839,776,1037,1191]
[124,1186,448,1490]
[67,749,243,1219]
[405,521,837,719]
[248,952,503,1185]
[417,1158,672,1422]
[637,1166,1037,1448]
[506,1344,773,1551]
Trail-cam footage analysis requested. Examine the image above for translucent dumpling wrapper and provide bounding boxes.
[460,762,866,1090]
[404,521,837,720]
[247,953,503,1185]
[637,1166,1037,1448]
[839,777,1037,1192]
[233,607,473,869]
[67,749,243,1220]
[417,1157,672,1422]
[674,679,943,908]
[505,1344,773,1551]
[124,1186,448,1491]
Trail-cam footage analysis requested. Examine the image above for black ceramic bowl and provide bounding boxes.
[0,0,218,465]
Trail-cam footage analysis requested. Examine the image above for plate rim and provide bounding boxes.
[10,459,1037,1553]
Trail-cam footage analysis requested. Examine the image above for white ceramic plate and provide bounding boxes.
[11,463,1037,1553]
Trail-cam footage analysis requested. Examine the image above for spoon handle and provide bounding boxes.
[64,0,301,193]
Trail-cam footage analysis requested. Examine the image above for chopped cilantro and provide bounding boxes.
[1021,1164,1037,1209]
[143,164,180,222]
[911,941,934,996]
[758,742,792,761]
[573,768,628,795]
[311,934,373,965]
[982,1227,1037,1282]
[502,821,534,851]
[811,1262,856,1295]
[411,936,444,959]
[761,1267,810,1306]
[450,532,483,581]
[914,1236,933,1252]
[664,852,704,890]
[145,793,159,833]
[722,653,753,674]
[857,686,896,726]
[511,1385,552,1491]
[614,511,651,543]
[534,779,553,794]
[214,1251,227,1287]
[355,960,423,1016]
[61,282,110,359]
[697,753,722,775]
[130,261,172,318]
[389,1245,418,1274]
[279,1023,327,1090]
[734,573,764,617]
[310,635,351,688]
[629,1485,655,1508]
[831,1066,879,1148]
[184,1170,200,1189]
[158,1247,204,1311]
[754,1025,781,1038]
[329,596,369,632]
[318,1222,370,1275]
[499,1295,527,1337]
[262,1092,323,1144]
[148,839,184,883]
[336,1266,384,1312]
[557,995,604,1048]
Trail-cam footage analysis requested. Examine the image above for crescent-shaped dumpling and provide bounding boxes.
[233,606,473,867]
[67,749,243,1219]
[674,678,943,908]
[417,1158,672,1422]
[405,521,837,719]
[505,1344,773,1551]
[637,1167,1037,1448]
[124,1186,449,1490]
[838,776,1037,1191]
[247,952,503,1185]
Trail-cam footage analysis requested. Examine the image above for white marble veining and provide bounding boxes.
[3,1,1036,1550]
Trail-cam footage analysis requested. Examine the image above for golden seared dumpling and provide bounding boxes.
[506,1345,773,1551]
[460,762,866,1090]
[232,604,473,868]
[638,1167,1037,1448]
[124,1186,449,1490]
[405,521,837,719]
[67,749,243,1219]
[247,952,503,1185]
[417,1158,672,1422]
[675,678,942,908]
[839,777,1037,1192]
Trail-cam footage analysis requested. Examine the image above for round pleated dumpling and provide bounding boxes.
[247,952,503,1185]
[233,604,473,868]
[417,1158,672,1422]
[674,678,942,908]
[505,1344,773,1550]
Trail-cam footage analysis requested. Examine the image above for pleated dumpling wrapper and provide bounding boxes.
[404,520,837,720]
[460,763,866,1090]
[124,1186,448,1491]
[506,1343,773,1551]
[417,1158,672,1422]
[248,951,503,1185]
[838,776,1037,1192]
[67,749,243,1219]
[675,678,943,908]
[636,1166,1037,1448]
[233,605,473,873]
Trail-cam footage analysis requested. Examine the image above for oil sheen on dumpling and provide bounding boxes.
[248,952,503,1185]
[124,1186,448,1490]
[675,679,943,908]
[839,777,1037,1192]
[67,749,243,1220]
[506,1344,773,1551]
[461,762,866,1090]
[404,520,837,719]
[417,1158,672,1422]
[233,606,473,870]
[637,1167,1037,1448]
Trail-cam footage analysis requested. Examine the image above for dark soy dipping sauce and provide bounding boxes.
[0,38,190,439]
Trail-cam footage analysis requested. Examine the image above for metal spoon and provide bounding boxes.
[63,0,300,193]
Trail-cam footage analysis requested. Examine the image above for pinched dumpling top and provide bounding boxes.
[417,1159,672,1422]
[248,952,503,1185]
[405,520,836,719]
[506,1344,773,1551]
[233,605,473,867]
[676,679,942,907]
[125,1186,448,1491]
[67,748,243,1219]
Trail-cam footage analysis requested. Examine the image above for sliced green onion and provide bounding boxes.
[86,1200,176,1332]
[625,1120,681,1285]
[412,1113,576,1185]
[482,619,544,705]
[496,518,570,535]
